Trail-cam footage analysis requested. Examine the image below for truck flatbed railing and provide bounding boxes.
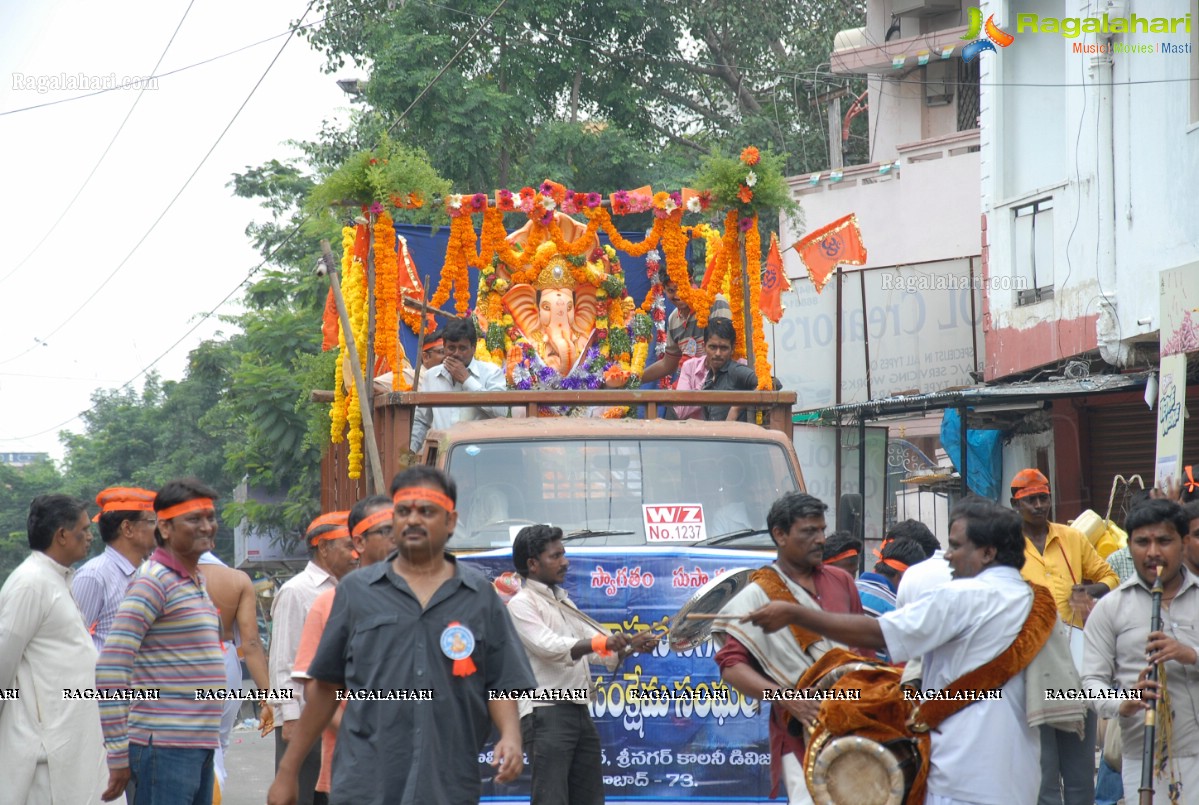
[312,389,797,509]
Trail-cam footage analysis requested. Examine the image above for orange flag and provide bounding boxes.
[320,287,339,351]
[761,232,792,323]
[793,214,868,294]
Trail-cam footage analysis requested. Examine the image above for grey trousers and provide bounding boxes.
[274,727,326,805]
[1036,709,1097,805]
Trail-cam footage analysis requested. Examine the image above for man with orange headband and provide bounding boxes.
[268,466,535,805]
[290,494,394,802]
[97,478,226,804]
[821,531,862,577]
[268,509,356,805]
[1010,467,1117,805]
[73,486,158,650]
[421,328,446,371]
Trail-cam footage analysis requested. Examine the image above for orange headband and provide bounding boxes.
[824,549,859,565]
[311,526,350,545]
[351,509,393,537]
[880,558,910,574]
[1185,465,1197,494]
[92,487,157,522]
[423,339,444,351]
[393,487,455,513]
[157,498,215,521]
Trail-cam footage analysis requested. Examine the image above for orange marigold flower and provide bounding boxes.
[738,185,754,203]
[740,146,761,166]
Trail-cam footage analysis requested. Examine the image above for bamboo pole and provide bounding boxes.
[412,274,432,392]
[319,240,387,496]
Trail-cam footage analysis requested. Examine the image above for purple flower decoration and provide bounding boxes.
[539,181,555,196]
[739,216,754,232]
[369,202,384,214]
[669,191,683,207]
[470,193,487,212]
[585,192,602,208]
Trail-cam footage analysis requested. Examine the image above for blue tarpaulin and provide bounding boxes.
[940,408,1003,500]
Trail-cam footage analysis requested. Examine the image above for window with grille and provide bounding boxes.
[1013,198,1055,305]
[957,58,980,131]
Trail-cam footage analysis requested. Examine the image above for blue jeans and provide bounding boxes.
[1095,755,1123,805]
[129,739,214,805]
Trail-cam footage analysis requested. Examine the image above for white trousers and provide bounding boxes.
[213,640,242,789]
[781,752,816,805]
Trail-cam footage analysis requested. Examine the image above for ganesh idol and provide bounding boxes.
[502,246,600,375]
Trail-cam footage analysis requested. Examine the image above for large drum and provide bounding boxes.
[797,654,926,805]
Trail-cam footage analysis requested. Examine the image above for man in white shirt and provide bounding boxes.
[268,511,356,805]
[72,487,159,650]
[0,494,112,804]
[744,497,1044,805]
[1083,498,1199,805]
[507,525,659,805]
[409,317,508,452]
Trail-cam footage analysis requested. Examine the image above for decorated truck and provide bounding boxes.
[312,146,805,801]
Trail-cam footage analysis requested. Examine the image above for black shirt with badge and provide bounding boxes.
[307,552,535,805]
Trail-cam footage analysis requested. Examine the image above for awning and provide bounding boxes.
[804,371,1153,424]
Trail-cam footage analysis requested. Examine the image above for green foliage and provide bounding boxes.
[0,459,64,583]
[305,133,451,224]
[694,148,800,226]
[302,0,869,187]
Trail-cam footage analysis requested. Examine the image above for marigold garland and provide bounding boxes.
[433,215,477,316]
[372,212,401,391]
[340,225,372,478]
[330,225,356,446]
[744,216,773,389]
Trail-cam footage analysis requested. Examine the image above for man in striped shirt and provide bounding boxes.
[72,486,158,650]
[97,478,225,805]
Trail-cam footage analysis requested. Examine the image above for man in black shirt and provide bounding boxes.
[267,467,535,805]
[701,317,758,422]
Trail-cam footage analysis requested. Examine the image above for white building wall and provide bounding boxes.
[981,0,1199,377]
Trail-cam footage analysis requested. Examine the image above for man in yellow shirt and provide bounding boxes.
[1011,468,1118,805]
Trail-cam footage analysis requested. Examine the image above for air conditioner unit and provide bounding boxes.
[892,0,961,18]
[924,60,955,106]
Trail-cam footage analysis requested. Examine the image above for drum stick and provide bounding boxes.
[682,613,740,620]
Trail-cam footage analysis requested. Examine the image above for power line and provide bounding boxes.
[0,13,337,117]
[0,0,198,289]
[0,0,319,368]
[3,0,510,443]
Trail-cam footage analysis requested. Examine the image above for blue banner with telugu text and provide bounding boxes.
[462,547,775,802]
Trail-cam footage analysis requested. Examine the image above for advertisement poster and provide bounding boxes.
[462,547,776,803]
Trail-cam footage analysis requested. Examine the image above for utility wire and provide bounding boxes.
[0,0,319,368]
[0,0,198,288]
[3,0,510,441]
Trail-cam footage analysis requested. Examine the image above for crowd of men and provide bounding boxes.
[3,450,1199,805]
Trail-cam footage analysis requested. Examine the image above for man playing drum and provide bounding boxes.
[744,498,1050,805]
[712,492,869,804]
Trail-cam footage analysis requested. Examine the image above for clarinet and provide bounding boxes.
[1138,577,1164,805]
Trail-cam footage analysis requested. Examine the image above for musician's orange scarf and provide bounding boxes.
[763,570,1057,805]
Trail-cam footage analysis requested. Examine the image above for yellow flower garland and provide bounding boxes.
[342,225,371,478]
[330,225,355,446]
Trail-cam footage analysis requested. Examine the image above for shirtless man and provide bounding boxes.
[198,553,274,792]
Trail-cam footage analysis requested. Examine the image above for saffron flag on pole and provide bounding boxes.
[761,232,792,323]
[792,213,868,294]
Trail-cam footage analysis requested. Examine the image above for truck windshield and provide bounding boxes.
[447,438,798,551]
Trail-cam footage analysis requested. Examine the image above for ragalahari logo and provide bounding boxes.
[962,7,1014,62]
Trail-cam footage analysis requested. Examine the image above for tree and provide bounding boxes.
[302,0,868,189]
[0,458,64,584]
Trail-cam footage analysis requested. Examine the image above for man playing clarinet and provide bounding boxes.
[1083,498,1199,804]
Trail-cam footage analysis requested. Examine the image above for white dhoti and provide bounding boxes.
[1121,752,1199,805]
[781,753,816,805]
[213,639,242,790]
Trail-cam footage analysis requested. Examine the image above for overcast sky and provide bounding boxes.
[0,0,354,461]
